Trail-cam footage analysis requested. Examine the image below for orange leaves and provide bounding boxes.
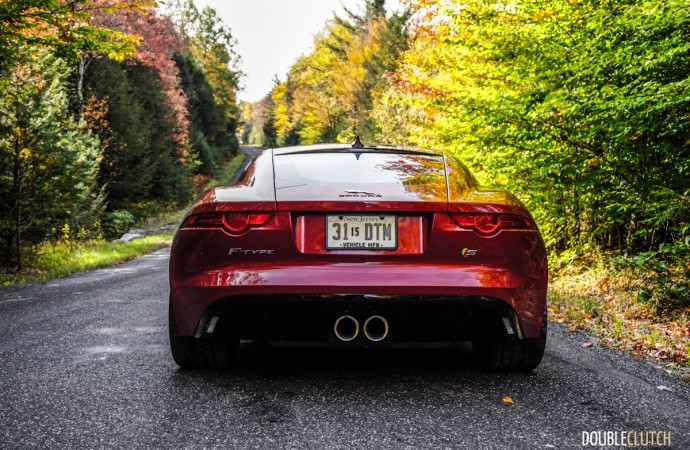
[83,94,111,149]
[96,0,158,15]
[405,0,448,37]
[386,70,448,100]
[1,0,155,63]
[550,263,690,372]
[91,6,191,146]
[673,348,687,364]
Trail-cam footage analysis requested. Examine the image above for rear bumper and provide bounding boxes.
[170,263,547,340]
[189,295,525,344]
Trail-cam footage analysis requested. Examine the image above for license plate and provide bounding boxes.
[326,215,398,250]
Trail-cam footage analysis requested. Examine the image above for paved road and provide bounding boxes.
[1,248,689,449]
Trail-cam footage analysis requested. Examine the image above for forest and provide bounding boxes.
[0,0,241,271]
[242,0,689,312]
[1,0,688,299]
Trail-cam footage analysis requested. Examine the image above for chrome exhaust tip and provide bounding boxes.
[363,315,389,342]
[334,315,359,342]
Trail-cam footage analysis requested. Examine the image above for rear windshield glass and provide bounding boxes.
[274,152,445,188]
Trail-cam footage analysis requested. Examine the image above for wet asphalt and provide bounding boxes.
[0,247,689,449]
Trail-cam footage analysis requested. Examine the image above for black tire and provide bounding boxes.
[473,310,547,372]
[169,301,238,369]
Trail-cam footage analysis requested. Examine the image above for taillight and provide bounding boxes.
[182,212,273,234]
[450,213,535,236]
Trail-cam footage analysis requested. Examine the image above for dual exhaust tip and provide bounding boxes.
[334,315,389,342]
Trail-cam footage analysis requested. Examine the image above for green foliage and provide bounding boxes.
[102,210,136,239]
[170,1,242,158]
[192,131,215,175]
[261,89,278,148]
[134,205,185,230]
[84,57,194,209]
[378,0,689,260]
[0,233,172,286]
[615,241,690,311]
[60,223,72,246]
[0,47,102,269]
[368,0,690,306]
[238,96,276,148]
[204,152,246,188]
[0,0,242,271]
[174,52,229,173]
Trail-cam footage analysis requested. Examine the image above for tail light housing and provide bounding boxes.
[182,212,274,235]
[450,213,535,236]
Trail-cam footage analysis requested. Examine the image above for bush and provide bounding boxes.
[615,241,690,311]
[128,201,163,222]
[102,210,136,239]
[193,131,215,175]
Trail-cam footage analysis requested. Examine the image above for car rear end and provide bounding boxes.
[169,145,548,370]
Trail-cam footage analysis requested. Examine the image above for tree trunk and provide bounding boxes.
[12,122,22,271]
[626,213,636,254]
[573,187,581,242]
[77,54,92,116]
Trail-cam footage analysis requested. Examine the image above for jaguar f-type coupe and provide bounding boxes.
[169,140,548,371]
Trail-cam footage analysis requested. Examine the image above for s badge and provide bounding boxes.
[461,248,477,257]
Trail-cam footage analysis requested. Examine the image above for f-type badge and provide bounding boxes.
[228,248,274,255]
[461,248,477,257]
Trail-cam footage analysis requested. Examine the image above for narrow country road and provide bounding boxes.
[1,147,688,448]
[1,249,689,448]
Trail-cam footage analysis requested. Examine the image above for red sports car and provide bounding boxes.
[169,140,548,371]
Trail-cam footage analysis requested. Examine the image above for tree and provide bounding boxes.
[0,47,102,269]
[89,4,191,148]
[381,0,690,256]
[84,57,193,209]
[0,0,153,68]
[169,2,242,159]
[174,52,224,174]
[252,0,409,145]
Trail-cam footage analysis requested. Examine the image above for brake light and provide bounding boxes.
[182,212,274,234]
[223,212,250,232]
[186,213,224,227]
[450,213,535,236]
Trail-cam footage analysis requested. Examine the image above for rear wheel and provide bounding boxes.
[472,310,547,372]
[169,301,238,369]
